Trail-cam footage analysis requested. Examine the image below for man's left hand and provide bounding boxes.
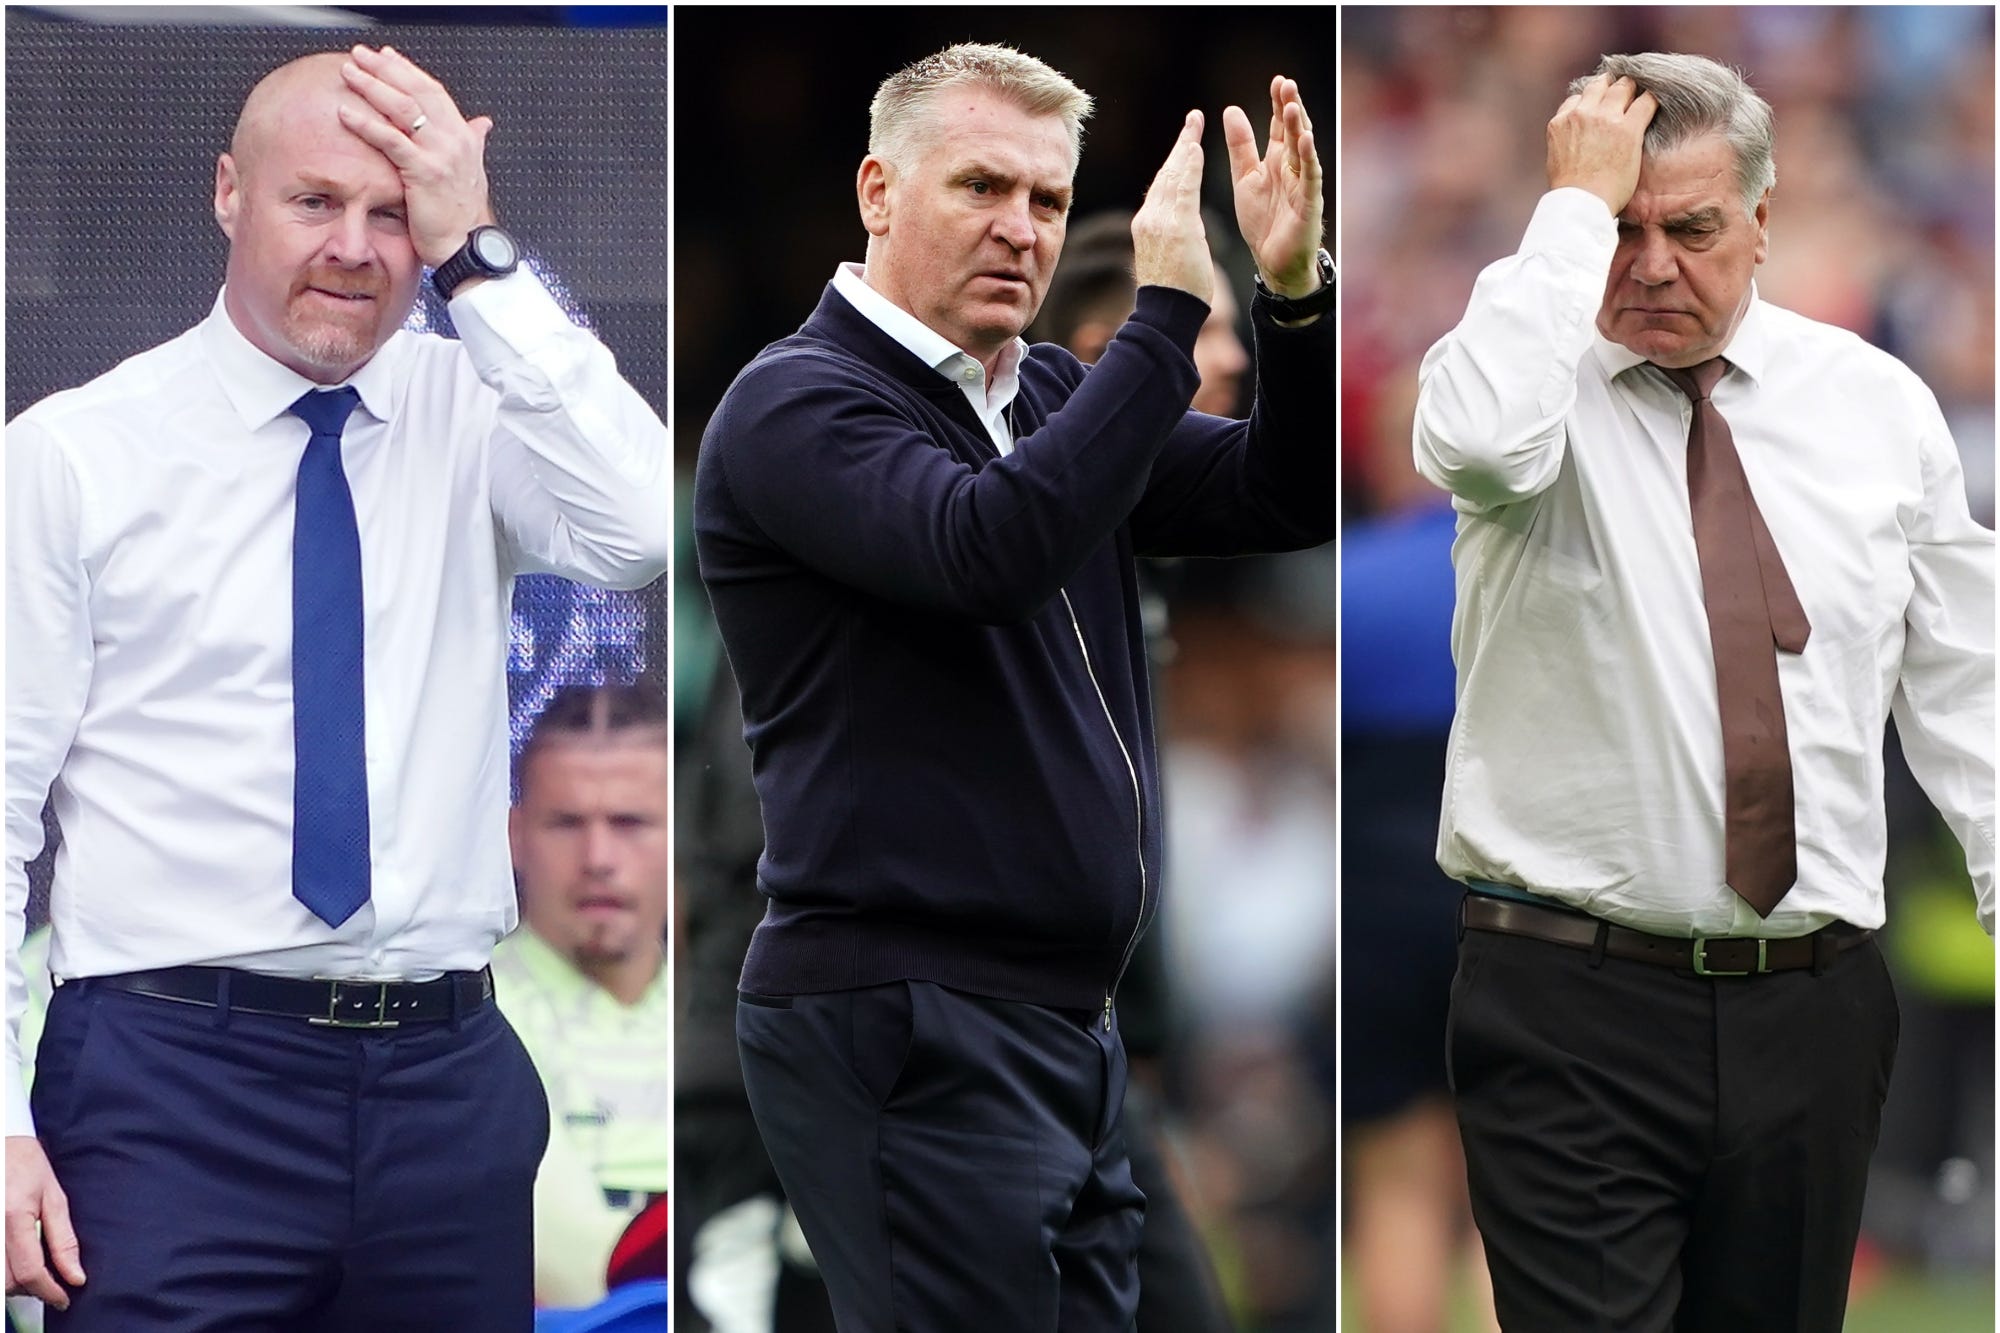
[1224,76,1325,298]
[338,45,497,269]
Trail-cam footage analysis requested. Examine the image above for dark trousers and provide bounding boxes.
[677,1076,1231,1333]
[738,981,1144,1333]
[1448,919,1899,1333]
[33,978,549,1332]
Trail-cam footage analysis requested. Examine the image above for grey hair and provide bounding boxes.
[1572,52,1775,216]
[869,42,1094,173]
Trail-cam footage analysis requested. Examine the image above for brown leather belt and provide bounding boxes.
[1462,893,1872,976]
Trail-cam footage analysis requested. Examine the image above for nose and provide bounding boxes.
[322,207,378,269]
[992,194,1037,253]
[1628,227,1677,287]
[580,818,619,876]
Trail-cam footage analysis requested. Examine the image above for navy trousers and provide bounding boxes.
[32,977,549,1331]
[738,981,1143,1333]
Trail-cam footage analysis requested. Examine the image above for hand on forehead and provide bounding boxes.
[230,52,392,176]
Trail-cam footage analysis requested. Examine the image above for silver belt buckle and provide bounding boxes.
[308,979,400,1028]
[1690,937,1768,976]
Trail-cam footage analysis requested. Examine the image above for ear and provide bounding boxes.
[858,155,893,238]
[507,803,526,866]
[1751,189,1770,265]
[215,153,240,240]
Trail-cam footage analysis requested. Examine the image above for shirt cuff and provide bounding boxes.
[6,1067,31,1138]
[1521,187,1620,267]
[448,265,579,367]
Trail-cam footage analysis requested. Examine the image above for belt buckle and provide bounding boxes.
[1691,937,1768,976]
[308,979,400,1029]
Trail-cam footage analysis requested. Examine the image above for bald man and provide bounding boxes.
[4,47,668,1329]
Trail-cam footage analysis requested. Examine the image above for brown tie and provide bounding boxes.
[1660,358,1811,917]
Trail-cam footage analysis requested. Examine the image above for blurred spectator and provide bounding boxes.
[495,681,672,1308]
[675,662,836,1333]
[1340,370,1498,1333]
[1033,209,1250,417]
[1158,582,1340,1331]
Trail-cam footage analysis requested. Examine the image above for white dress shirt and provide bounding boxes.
[1414,186,1995,941]
[5,269,671,1134]
[832,262,1026,455]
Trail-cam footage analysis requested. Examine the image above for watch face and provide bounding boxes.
[472,228,518,270]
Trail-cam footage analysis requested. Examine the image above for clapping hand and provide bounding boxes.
[1224,76,1324,298]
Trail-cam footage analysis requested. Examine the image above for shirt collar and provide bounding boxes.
[831,261,1027,392]
[1590,283,1769,389]
[199,288,401,432]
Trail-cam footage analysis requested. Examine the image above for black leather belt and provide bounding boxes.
[1462,894,1871,976]
[94,965,494,1028]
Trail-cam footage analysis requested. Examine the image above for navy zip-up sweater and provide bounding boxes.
[694,281,1336,1012]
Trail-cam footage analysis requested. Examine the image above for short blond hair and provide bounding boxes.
[869,42,1094,172]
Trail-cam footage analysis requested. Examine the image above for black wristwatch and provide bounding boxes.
[1253,248,1338,321]
[431,225,520,301]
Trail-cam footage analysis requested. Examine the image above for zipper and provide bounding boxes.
[1059,588,1147,1032]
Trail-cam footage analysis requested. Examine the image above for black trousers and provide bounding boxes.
[1448,917,1899,1333]
[738,981,1143,1333]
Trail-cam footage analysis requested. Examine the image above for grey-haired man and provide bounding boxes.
[1416,52,1992,1332]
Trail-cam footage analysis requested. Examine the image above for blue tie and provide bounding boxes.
[288,388,371,927]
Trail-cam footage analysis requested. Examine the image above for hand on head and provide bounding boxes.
[337,45,496,267]
[1548,73,1659,215]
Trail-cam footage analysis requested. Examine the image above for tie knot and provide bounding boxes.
[1660,357,1727,405]
[290,387,362,438]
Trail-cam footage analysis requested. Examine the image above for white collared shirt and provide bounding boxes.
[1414,187,1995,939]
[831,262,1026,454]
[5,270,672,1134]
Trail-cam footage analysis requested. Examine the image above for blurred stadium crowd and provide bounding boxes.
[1341,8,1993,1330]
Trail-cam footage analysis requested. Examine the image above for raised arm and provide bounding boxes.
[340,44,670,589]
[701,116,1224,623]
[1414,75,1655,510]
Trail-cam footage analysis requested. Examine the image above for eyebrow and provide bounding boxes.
[1662,206,1726,230]
[951,161,1073,208]
[292,174,404,207]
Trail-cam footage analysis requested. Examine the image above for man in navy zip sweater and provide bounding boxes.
[694,42,1332,1332]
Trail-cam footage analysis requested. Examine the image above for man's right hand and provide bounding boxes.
[1131,110,1216,306]
[1546,74,1658,215]
[6,1135,83,1309]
